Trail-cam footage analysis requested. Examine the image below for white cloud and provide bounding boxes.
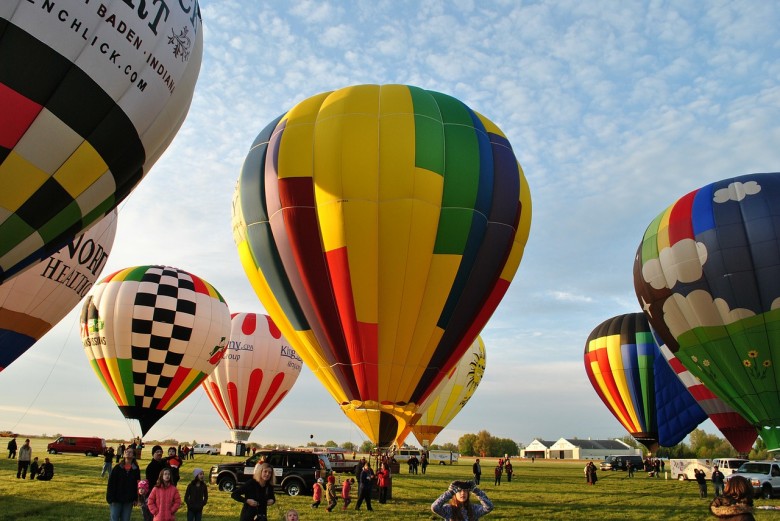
[713,180,761,203]
[662,289,755,339]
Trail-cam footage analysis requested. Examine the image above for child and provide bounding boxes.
[342,477,354,510]
[285,509,300,521]
[148,468,182,521]
[184,468,208,521]
[137,479,153,521]
[325,474,338,512]
[311,477,324,508]
[29,457,39,480]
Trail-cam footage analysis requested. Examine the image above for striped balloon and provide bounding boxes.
[203,313,302,441]
[233,84,532,446]
[81,265,230,435]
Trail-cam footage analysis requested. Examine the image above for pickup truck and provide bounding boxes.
[191,443,220,455]
[728,461,780,499]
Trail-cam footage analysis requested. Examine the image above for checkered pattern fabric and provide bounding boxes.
[130,266,198,409]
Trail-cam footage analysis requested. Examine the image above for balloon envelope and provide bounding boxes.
[0,1,203,282]
[233,84,532,446]
[203,312,303,441]
[584,313,663,451]
[634,172,780,448]
[80,265,230,435]
[0,209,117,371]
[410,335,486,448]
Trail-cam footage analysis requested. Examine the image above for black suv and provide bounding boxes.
[209,450,331,496]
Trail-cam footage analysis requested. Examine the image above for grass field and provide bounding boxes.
[1,438,778,520]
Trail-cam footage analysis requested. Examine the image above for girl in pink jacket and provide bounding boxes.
[148,468,182,521]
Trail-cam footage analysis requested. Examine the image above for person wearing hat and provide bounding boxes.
[431,480,494,521]
[325,475,338,512]
[107,448,141,521]
[166,446,184,486]
[184,468,208,521]
[311,477,324,508]
[137,479,153,521]
[145,445,169,486]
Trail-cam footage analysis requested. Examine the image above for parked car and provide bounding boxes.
[712,458,749,476]
[47,436,105,457]
[600,455,644,471]
[210,449,331,496]
[310,447,358,473]
[728,461,780,499]
[192,443,220,455]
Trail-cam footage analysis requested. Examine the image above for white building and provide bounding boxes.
[521,437,641,460]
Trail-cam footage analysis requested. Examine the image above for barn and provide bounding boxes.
[522,438,640,460]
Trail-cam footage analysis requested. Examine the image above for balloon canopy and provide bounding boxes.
[634,172,780,449]
[0,1,203,283]
[410,335,486,448]
[0,209,117,371]
[203,313,303,441]
[583,315,704,449]
[81,265,230,436]
[233,84,532,446]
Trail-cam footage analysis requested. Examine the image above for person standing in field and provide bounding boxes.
[376,462,391,504]
[712,466,726,497]
[355,462,375,512]
[431,480,494,520]
[16,438,32,479]
[472,458,482,485]
[184,468,208,521]
[341,477,354,510]
[102,446,115,477]
[494,464,502,486]
[148,468,182,521]
[695,468,708,498]
[505,460,514,482]
[231,462,276,521]
[8,435,18,458]
[107,448,141,521]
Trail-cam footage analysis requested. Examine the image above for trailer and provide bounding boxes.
[670,458,713,481]
[428,450,459,465]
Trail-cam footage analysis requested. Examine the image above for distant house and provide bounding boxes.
[547,438,640,460]
[520,439,555,459]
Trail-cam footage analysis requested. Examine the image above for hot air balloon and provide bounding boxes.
[80,265,230,436]
[634,172,780,449]
[0,1,203,283]
[203,312,303,441]
[584,313,705,452]
[233,84,532,447]
[657,342,757,454]
[0,209,117,371]
[410,335,486,448]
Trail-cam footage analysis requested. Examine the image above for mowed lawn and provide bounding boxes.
[1,438,778,520]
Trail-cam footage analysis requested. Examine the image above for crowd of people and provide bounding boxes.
[8,437,758,520]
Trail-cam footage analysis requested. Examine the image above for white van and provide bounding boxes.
[394,449,422,463]
[713,458,749,476]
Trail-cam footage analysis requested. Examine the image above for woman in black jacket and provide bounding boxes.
[231,463,276,521]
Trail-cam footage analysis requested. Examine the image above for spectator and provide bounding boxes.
[325,474,338,512]
[102,446,116,477]
[231,462,276,521]
[712,466,726,497]
[138,479,153,521]
[107,448,141,521]
[184,468,208,521]
[166,446,184,486]
[311,477,323,508]
[710,474,755,520]
[17,438,32,479]
[148,468,182,521]
[355,462,375,512]
[431,480,493,520]
[29,457,40,480]
[341,477,354,510]
[37,457,54,480]
[146,445,169,485]
[7,435,17,458]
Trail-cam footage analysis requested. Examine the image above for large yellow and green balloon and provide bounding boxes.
[233,84,531,446]
[0,1,203,282]
[634,172,780,450]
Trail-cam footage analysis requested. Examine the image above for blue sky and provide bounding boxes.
[2,0,780,449]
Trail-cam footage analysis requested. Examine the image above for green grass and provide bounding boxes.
[1,438,777,520]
